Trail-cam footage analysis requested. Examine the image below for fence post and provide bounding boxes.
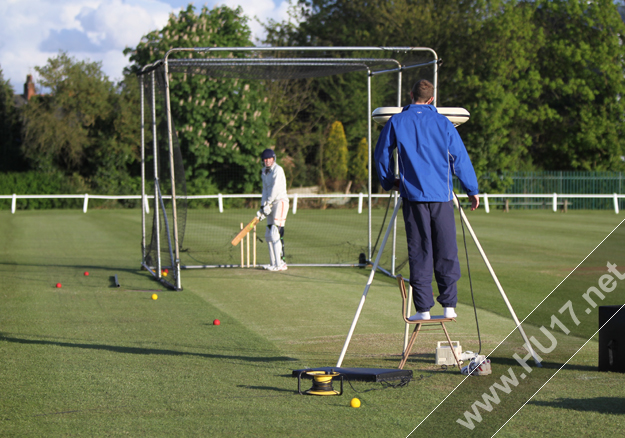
[11,194,16,214]
[552,193,557,212]
[143,194,150,214]
[83,194,89,213]
[218,193,223,213]
[293,193,298,214]
[614,193,620,214]
[358,192,364,214]
[484,193,490,213]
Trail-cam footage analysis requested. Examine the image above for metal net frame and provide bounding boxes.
[137,46,439,290]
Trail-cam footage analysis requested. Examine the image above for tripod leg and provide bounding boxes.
[453,195,542,367]
[336,199,403,368]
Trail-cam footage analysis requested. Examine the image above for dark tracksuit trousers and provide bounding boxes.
[402,200,460,312]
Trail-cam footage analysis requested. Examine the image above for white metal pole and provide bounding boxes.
[140,74,146,265]
[453,197,542,366]
[163,56,182,290]
[151,72,162,278]
[395,69,406,344]
[367,71,372,260]
[337,198,403,368]
[432,54,438,106]
[391,70,402,276]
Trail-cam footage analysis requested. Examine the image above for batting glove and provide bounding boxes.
[261,203,271,216]
[256,210,266,221]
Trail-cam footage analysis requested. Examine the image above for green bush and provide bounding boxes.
[0,171,87,210]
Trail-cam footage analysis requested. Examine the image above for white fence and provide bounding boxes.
[1,192,623,214]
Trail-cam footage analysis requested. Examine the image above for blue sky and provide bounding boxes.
[0,0,291,92]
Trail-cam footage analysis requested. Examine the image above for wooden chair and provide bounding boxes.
[397,275,462,370]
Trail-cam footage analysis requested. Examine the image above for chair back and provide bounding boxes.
[397,275,412,324]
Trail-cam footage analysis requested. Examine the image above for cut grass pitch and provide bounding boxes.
[0,208,624,437]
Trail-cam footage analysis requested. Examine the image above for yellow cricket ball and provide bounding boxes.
[162,271,168,277]
[151,293,158,300]
[350,398,361,408]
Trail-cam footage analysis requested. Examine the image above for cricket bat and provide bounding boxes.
[231,217,260,246]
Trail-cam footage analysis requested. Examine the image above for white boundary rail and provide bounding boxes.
[1,193,623,214]
[0,194,144,214]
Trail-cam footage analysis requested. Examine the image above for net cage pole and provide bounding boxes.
[392,69,402,276]
[151,71,163,280]
[367,71,373,261]
[138,47,439,287]
[163,56,183,290]
[140,74,146,265]
[393,69,410,349]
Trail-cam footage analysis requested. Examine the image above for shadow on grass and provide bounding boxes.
[237,385,296,394]
[0,334,298,363]
[381,355,600,373]
[529,397,625,414]
[0,261,141,275]
[456,356,599,372]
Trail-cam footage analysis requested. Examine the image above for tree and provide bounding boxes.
[529,0,625,171]
[0,67,25,172]
[264,0,496,190]
[323,121,349,190]
[261,8,329,189]
[20,52,140,194]
[446,1,543,187]
[125,4,272,194]
[452,0,625,177]
[277,0,625,188]
[349,137,368,192]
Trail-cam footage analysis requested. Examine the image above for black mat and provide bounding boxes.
[292,367,412,382]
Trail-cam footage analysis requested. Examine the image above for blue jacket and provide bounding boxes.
[374,104,479,202]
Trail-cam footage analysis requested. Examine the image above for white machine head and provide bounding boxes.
[372,106,470,127]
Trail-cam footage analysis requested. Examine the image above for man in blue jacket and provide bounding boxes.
[374,79,479,321]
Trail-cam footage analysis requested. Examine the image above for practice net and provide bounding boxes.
[138,50,437,285]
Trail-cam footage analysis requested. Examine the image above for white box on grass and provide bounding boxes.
[435,341,462,365]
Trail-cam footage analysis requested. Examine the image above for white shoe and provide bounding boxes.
[276,263,288,271]
[265,265,277,271]
[408,311,431,321]
[444,307,457,318]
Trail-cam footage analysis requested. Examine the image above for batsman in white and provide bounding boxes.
[256,149,289,271]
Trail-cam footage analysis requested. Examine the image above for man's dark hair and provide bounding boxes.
[411,79,434,103]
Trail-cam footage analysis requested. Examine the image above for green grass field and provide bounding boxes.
[1,208,624,437]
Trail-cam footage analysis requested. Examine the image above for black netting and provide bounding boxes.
[139,56,433,80]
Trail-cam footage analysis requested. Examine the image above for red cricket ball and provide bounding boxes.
[213,319,221,326]
[56,283,62,288]
[84,271,89,276]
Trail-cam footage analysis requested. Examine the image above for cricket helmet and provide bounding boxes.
[261,148,276,160]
